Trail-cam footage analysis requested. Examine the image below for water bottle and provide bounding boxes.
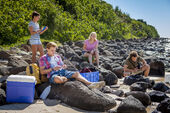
[40,85,51,100]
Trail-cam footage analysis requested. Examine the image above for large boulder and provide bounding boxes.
[0,75,8,83]
[152,110,161,113]
[21,44,32,52]
[0,82,6,91]
[70,54,83,63]
[0,88,6,106]
[153,82,169,92]
[148,91,169,102]
[37,81,117,111]
[80,61,92,69]
[123,75,150,85]
[103,71,118,85]
[111,90,124,97]
[130,82,151,92]
[8,56,28,67]
[125,91,151,106]
[117,95,147,113]
[102,63,112,71]
[0,51,11,60]
[165,89,170,94]
[74,40,84,48]
[0,67,26,76]
[103,50,113,56]
[112,67,124,78]
[149,60,165,76]
[63,60,78,71]
[101,86,113,93]
[156,98,170,113]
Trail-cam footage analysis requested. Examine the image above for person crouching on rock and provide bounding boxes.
[123,51,150,77]
[39,42,105,89]
[83,32,99,67]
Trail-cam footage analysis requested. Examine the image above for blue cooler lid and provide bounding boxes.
[7,75,36,83]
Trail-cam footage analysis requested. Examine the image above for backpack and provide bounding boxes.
[26,63,41,84]
[80,68,92,73]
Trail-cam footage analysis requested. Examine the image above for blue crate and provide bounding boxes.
[80,71,99,82]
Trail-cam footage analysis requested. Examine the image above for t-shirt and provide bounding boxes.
[39,54,64,78]
[84,39,98,51]
[124,57,143,69]
[28,21,40,40]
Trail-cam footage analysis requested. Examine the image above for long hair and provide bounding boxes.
[88,32,97,42]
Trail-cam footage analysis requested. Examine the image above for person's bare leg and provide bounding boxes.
[88,54,93,65]
[141,64,150,77]
[72,72,91,85]
[37,44,44,57]
[31,45,37,63]
[95,50,99,67]
[84,53,93,65]
[54,76,67,84]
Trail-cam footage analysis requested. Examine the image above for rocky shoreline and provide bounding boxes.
[0,38,170,113]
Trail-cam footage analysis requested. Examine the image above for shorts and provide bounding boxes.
[49,69,75,83]
[29,39,42,45]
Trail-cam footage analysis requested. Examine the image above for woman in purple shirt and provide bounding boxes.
[83,32,99,67]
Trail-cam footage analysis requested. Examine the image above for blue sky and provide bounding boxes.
[104,0,170,38]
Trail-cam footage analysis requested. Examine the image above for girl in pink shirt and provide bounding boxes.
[83,32,99,67]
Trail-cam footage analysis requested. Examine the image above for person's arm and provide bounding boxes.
[83,43,87,51]
[29,26,41,35]
[58,56,67,69]
[95,40,98,49]
[39,26,48,35]
[83,43,90,53]
[40,66,53,75]
[142,58,147,65]
[124,65,136,73]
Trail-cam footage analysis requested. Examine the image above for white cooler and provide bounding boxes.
[165,72,170,84]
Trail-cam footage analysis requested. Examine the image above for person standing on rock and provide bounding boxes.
[39,42,105,89]
[123,51,150,77]
[28,11,48,63]
[83,32,99,67]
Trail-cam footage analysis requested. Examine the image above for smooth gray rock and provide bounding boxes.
[8,56,28,67]
[0,67,26,76]
[112,67,124,78]
[0,88,6,106]
[103,71,118,85]
[123,75,150,85]
[37,81,117,111]
[125,91,151,106]
[156,98,170,113]
[111,90,124,97]
[149,60,165,76]
[148,91,169,102]
[0,51,11,60]
[130,82,149,92]
[153,82,169,92]
[117,95,147,113]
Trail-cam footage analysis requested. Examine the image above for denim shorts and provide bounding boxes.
[29,39,42,45]
[49,69,75,83]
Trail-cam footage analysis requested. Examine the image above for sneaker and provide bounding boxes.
[88,81,105,89]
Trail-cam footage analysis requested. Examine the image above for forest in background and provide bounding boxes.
[0,0,159,45]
